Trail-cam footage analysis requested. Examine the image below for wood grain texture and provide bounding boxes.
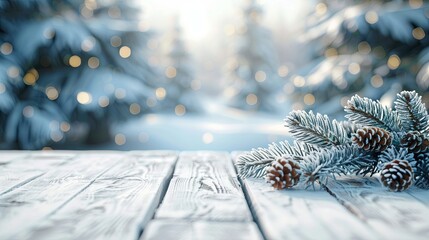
[0,154,121,239]
[14,152,177,240]
[0,152,75,195]
[325,176,429,239]
[140,220,263,240]
[244,178,379,240]
[155,151,252,221]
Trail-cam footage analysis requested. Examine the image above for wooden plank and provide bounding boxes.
[243,178,379,240]
[140,220,263,240]
[14,152,177,240]
[0,152,75,195]
[325,176,429,239]
[0,153,121,239]
[155,151,252,221]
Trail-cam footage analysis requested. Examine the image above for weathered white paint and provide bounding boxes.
[0,152,75,195]
[140,220,264,240]
[243,178,380,240]
[325,176,429,239]
[155,151,252,221]
[0,154,121,239]
[14,152,177,240]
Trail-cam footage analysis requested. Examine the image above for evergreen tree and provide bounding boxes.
[0,0,159,149]
[162,23,201,114]
[290,0,429,116]
[224,0,281,112]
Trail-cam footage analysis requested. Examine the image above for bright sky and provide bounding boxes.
[138,0,313,89]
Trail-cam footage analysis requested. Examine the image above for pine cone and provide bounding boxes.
[380,159,413,192]
[400,131,429,153]
[266,156,301,190]
[352,127,392,151]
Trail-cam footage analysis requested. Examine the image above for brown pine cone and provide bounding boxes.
[352,127,392,151]
[401,131,429,153]
[266,156,301,190]
[380,159,413,192]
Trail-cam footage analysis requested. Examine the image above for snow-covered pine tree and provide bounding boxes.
[161,23,201,114]
[0,0,159,149]
[289,0,429,116]
[224,0,281,112]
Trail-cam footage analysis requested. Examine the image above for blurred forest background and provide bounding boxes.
[1,0,428,150]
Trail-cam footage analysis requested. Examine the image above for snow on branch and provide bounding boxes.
[394,91,429,133]
[285,110,351,147]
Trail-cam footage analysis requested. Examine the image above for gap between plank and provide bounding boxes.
[0,172,45,196]
[136,154,179,240]
[45,160,121,217]
[238,177,268,240]
[322,184,367,221]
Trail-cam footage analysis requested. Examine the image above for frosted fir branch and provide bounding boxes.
[236,140,318,178]
[268,140,319,161]
[394,91,429,133]
[299,146,374,185]
[378,146,414,166]
[345,95,402,133]
[414,152,429,189]
[285,110,351,147]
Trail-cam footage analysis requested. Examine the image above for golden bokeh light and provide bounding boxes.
[119,46,131,58]
[0,42,13,55]
[303,93,315,106]
[412,27,425,40]
[129,103,141,115]
[348,63,361,75]
[45,87,59,100]
[293,76,306,87]
[175,104,186,116]
[358,41,371,54]
[98,96,110,108]
[278,65,289,77]
[370,75,384,88]
[387,54,401,70]
[114,133,126,145]
[60,122,71,132]
[324,48,338,57]
[7,66,20,78]
[77,91,92,104]
[246,93,258,106]
[365,11,379,24]
[114,88,126,99]
[165,66,177,78]
[69,55,82,68]
[155,87,167,100]
[88,57,100,68]
[255,70,266,82]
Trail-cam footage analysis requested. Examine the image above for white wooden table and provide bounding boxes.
[1,151,429,240]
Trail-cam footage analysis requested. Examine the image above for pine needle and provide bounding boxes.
[394,90,429,133]
[285,110,351,147]
[345,95,402,132]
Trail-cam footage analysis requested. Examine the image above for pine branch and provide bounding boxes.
[345,95,402,133]
[285,110,351,147]
[394,91,429,133]
[414,152,429,189]
[378,146,414,165]
[299,146,374,185]
[268,140,319,160]
[236,140,318,178]
[236,148,275,179]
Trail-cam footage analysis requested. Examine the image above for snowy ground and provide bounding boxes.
[104,108,291,151]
